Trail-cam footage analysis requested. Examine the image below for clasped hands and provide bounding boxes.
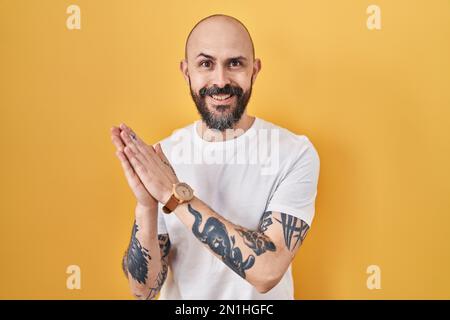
[110,123,179,209]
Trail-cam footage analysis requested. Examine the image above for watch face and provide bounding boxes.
[174,182,193,201]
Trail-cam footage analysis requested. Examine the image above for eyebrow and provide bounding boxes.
[196,53,215,60]
[196,53,248,61]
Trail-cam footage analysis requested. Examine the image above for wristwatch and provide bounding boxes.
[162,182,194,214]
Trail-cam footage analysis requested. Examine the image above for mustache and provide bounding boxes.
[199,84,243,98]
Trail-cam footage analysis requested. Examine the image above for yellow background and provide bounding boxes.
[1,0,449,299]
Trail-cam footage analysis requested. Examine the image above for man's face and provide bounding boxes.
[181,17,260,131]
[188,62,253,132]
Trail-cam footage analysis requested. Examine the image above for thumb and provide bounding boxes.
[154,143,169,162]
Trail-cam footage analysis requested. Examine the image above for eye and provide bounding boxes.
[229,59,241,67]
[200,60,212,68]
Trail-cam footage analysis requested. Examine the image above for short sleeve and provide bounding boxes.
[266,136,320,227]
[157,204,169,235]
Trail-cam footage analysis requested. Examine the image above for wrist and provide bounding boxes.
[160,187,173,206]
[135,202,158,216]
[173,195,196,217]
[162,182,194,214]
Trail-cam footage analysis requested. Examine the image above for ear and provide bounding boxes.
[180,59,190,85]
[251,58,262,84]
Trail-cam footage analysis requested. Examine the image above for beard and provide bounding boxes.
[189,79,252,131]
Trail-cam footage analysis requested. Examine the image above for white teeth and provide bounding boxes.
[211,94,232,101]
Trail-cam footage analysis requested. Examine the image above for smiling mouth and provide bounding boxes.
[208,93,234,102]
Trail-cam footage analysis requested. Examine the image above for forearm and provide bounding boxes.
[123,203,165,299]
[173,196,286,293]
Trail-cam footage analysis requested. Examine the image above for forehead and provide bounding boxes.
[186,18,253,61]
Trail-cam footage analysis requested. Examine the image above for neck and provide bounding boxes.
[197,113,256,142]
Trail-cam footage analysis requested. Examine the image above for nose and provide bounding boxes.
[211,64,231,88]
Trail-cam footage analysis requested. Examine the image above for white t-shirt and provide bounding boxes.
[156,116,320,299]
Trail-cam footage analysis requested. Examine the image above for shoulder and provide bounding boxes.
[256,117,320,166]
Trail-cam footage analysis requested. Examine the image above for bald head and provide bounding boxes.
[184,14,255,61]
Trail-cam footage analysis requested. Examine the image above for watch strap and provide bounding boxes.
[162,194,179,214]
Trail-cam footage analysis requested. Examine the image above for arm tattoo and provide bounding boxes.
[125,221,152,284]
[121,250,128,278]
[188,204,255,279]
[158,233,171,259]
[234,211,278,256]
[258,211,273,232]
[235,227,276,256]
[274,213,309,251]
[144,234,171,300]
[145,261,169,300]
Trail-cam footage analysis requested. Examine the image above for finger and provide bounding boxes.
[155,143,170,164]
[120,125,152,151]
[111,126,120,135]
[119,123,140,145]
[111,134,125,151]
[120,130,149,165]
[115,150,141,186]
[111,126,126,151]
[119,123,128,132]
[122,126,155,164]
[123,145,148,181]
[111,126,124,140]
[119,125,142,153]
[122,124,173,182]
[123,124,157,165]
[116,151,146,193]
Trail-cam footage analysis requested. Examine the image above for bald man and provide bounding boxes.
[111,14,320,300]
